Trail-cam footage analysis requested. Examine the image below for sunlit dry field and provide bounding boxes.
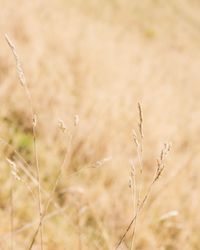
[0,0,200,249]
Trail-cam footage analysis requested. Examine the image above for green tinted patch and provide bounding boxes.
[16,131,32,151]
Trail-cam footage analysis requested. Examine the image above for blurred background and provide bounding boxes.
[0,0,200,249]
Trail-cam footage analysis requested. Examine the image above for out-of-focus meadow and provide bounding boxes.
[0,0,200,249]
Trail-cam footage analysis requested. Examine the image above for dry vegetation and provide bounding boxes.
[0,0,200,249]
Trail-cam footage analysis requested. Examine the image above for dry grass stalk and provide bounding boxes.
[130,103,144,250]
[91,156,112,168]
[116,134,170,249]
[137,102,143,140]
[28,117,77,249]
[6,158,36,201]
[7,158,21,182]
[128,159,137,250]
[55,155,112,182]
[5,34,43,250]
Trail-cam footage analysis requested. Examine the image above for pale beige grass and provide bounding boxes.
[0,0,200,249]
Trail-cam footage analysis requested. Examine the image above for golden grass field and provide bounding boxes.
[0,0,200,249]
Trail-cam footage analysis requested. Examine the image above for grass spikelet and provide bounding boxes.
[4,34,26,87]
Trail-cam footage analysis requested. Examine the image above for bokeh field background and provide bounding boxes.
[0,0,200,249]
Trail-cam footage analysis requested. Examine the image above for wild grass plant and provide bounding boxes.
[3,33,171,250]
[1,1,200,249]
